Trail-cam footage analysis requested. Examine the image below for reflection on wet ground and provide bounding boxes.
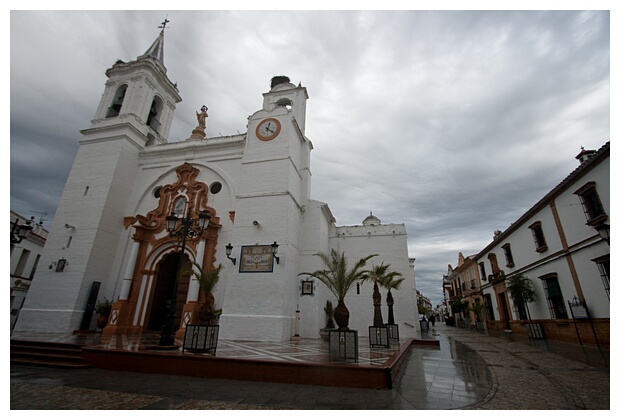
[12,324,608,409]
[391,332,493,409]
[12,328,492,409]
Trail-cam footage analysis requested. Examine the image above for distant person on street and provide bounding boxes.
[429,313,436,327]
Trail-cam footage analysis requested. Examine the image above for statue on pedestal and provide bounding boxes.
[190,105,208,140]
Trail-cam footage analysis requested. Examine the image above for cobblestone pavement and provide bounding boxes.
[439,325,610,410]
[10,324,610,410]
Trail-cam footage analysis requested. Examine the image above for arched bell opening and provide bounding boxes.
[106,84,127,118]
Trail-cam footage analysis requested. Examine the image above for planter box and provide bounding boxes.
[329,330,358,362]
[385,323,399,341]
[369,326,390,348]
[183,324,219,355]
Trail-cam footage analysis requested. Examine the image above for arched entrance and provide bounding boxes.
[147,252,192,332]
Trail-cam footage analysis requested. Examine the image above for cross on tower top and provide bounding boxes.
[159,16,170,30]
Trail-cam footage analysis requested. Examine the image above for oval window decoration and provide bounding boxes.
[210,181,222,195]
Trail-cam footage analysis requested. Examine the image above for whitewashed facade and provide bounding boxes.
[473,143,610,344]
[10,211,48,330]
[14,30,419,341]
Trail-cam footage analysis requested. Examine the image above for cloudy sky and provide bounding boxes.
[9,7,612,306]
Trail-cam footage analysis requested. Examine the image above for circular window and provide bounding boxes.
[210,182,222,194]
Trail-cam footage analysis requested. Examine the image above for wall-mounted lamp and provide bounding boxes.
[225,243,237,265]
[271,241,280,265]
[64,224,75,230]
[595,223,610,245]
[49,258,68,272]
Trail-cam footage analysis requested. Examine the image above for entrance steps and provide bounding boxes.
[10,339,89,369]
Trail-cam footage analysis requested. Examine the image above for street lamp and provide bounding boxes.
[271,241,280,265]
[10,217,34,250]
[159,207,211,346]
[225,243,236,265]
[595,223,610,245]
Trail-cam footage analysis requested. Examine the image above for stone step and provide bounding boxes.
[10,339,89,369]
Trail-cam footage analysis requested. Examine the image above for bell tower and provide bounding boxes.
[14,25,182,334]
[90,28,182,146]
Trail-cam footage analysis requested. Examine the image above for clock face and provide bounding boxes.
[256,118,281,141]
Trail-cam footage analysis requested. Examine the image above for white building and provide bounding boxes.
[10,211,48,330]
[474,143,610,345]
[14,28,419,341]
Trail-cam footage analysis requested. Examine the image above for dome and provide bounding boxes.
[362,212,381,226]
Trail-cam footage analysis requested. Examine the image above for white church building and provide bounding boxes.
[14,28,419,342]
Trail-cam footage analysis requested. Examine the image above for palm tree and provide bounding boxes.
[300,249,376,330]
[187,263,223,323]
[382,275,405,325]
[363,263,403,326]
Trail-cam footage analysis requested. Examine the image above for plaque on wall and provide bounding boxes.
[239,245,275,273]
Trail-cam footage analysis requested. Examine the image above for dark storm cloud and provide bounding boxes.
[9,9,611,306]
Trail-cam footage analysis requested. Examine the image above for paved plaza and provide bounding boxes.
[10,324,610,410]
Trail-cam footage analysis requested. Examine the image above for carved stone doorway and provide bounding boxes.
[147,252,191,332]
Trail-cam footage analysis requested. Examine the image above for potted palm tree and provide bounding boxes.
[362,263,402,326]
[363,263,404,344]
[187,263,223,324]
[301,249,376,330]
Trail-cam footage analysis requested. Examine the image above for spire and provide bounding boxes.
[140,30,165,63]
[138,18,168,64]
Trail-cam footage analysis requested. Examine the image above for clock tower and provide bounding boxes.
[219,76,313,341]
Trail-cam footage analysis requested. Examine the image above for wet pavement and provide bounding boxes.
[10,324,610,409]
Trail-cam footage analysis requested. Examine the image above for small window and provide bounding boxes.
[502,244,515,267]
[574,182,607,226]
[540,274,568,319]
[29,254,41,279]
[276,98,292,107]
[478,262,487,281]
[488,253,500,275]
[14,250,31,277]
[483,294,495,321]
[529,221,548,252]
[592,255,610,299]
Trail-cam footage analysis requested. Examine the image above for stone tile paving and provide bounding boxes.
[10,325,610,410]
